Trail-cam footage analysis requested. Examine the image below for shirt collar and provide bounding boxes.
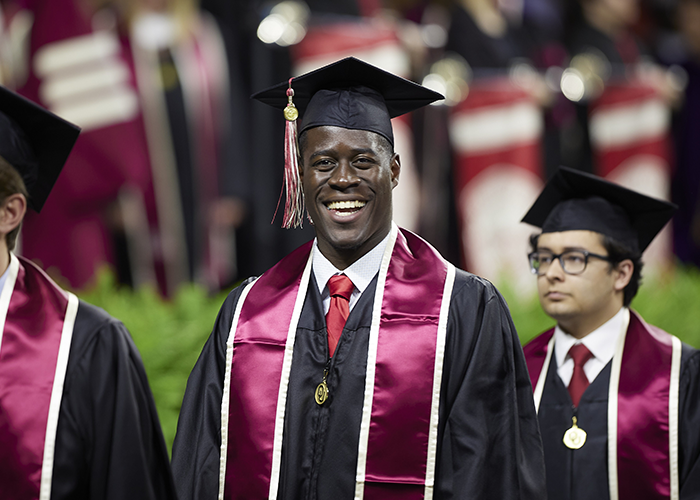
[312,228,391,295]
[554,307,629,368]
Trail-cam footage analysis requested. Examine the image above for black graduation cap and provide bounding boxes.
[0,85,80,212]
[251,56,443,229]
[521,166,677,253]
[252,56,443,146]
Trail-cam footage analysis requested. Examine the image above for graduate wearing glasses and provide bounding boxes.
[522,167,700,500]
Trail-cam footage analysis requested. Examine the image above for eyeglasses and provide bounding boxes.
[528,250,612,276]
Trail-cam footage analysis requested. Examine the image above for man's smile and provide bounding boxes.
[324,200,367,217]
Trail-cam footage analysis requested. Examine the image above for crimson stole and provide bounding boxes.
[222,228,449,499]
[524,311,677,499]
[0,256,75,499]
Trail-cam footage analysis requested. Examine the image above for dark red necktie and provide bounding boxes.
[567,343,594,407]
[326,274,354,357]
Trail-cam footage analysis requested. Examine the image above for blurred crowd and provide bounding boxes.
[2,0,699,296]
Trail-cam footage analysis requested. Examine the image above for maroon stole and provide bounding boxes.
[219,226,455,499]
[0,254,79,500]
[523,310,681,499]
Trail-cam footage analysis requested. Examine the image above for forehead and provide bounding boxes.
[537,230,606,252]
[301,126,387,156]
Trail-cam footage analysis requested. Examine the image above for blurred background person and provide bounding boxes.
[668,0,700,267]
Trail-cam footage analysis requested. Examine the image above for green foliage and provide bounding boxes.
[78,265,700,454]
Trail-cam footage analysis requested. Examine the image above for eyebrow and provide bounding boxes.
[308,147,378,161]
[536,246,593,253]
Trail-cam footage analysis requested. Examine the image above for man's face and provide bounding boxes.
[535,230,625,336]
[300,126,399,269]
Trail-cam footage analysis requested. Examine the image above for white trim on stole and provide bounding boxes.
[40,292,79,500]
[423,261,455,500]
[669,336,682,500]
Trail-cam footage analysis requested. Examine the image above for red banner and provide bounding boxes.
[589,79,674,267]
[450,78,543,290]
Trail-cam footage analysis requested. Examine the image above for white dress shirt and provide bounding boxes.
[554,307,630,386]
[312,230,391,315]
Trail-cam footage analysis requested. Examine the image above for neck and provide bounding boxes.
[0,240,9,277]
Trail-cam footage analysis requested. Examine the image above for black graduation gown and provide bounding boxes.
[172,268,546,499]
[538,344,700,499]
[49,301,177,499]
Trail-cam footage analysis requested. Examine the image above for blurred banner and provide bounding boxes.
[15,0,159,290]
[589,78,674,270]
[290,19,421,232]
[12,0,234,294]
[450,77,543,292]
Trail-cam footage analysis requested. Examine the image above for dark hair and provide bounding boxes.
[297,128,394,164]
[0,156,28,251]
[529,231,643,307]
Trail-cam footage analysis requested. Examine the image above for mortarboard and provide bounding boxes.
[521,166,677,253]
[252,57,443,228]
[0,85,80,212]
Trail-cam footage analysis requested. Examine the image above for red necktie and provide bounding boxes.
[326,274,354,357]
[567,343,594,407]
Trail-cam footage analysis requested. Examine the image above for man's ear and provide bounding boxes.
[390,153,401,189]
[0,193,27,234]
[613,259,634,292]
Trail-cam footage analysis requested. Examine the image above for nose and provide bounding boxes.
[328,160,360,190]
[544,256,565,281]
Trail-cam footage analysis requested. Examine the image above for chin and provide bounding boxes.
[541,302,574,323]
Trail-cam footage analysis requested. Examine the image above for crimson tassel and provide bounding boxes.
[273,79,304,228]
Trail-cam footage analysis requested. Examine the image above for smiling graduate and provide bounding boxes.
[171,57,546,500]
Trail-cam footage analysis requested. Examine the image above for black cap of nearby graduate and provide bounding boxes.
[252,56,443,229]
[521,166,677,254]
[0,85,81,212]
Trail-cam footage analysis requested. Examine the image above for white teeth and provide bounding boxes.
[326,200,366,210]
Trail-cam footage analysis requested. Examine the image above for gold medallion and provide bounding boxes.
[315,380,329,405]
[563,416,587,450]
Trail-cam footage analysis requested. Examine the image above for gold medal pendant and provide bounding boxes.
[315,369,329,405]
[315,380,328,405]
[563,416,587,450]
